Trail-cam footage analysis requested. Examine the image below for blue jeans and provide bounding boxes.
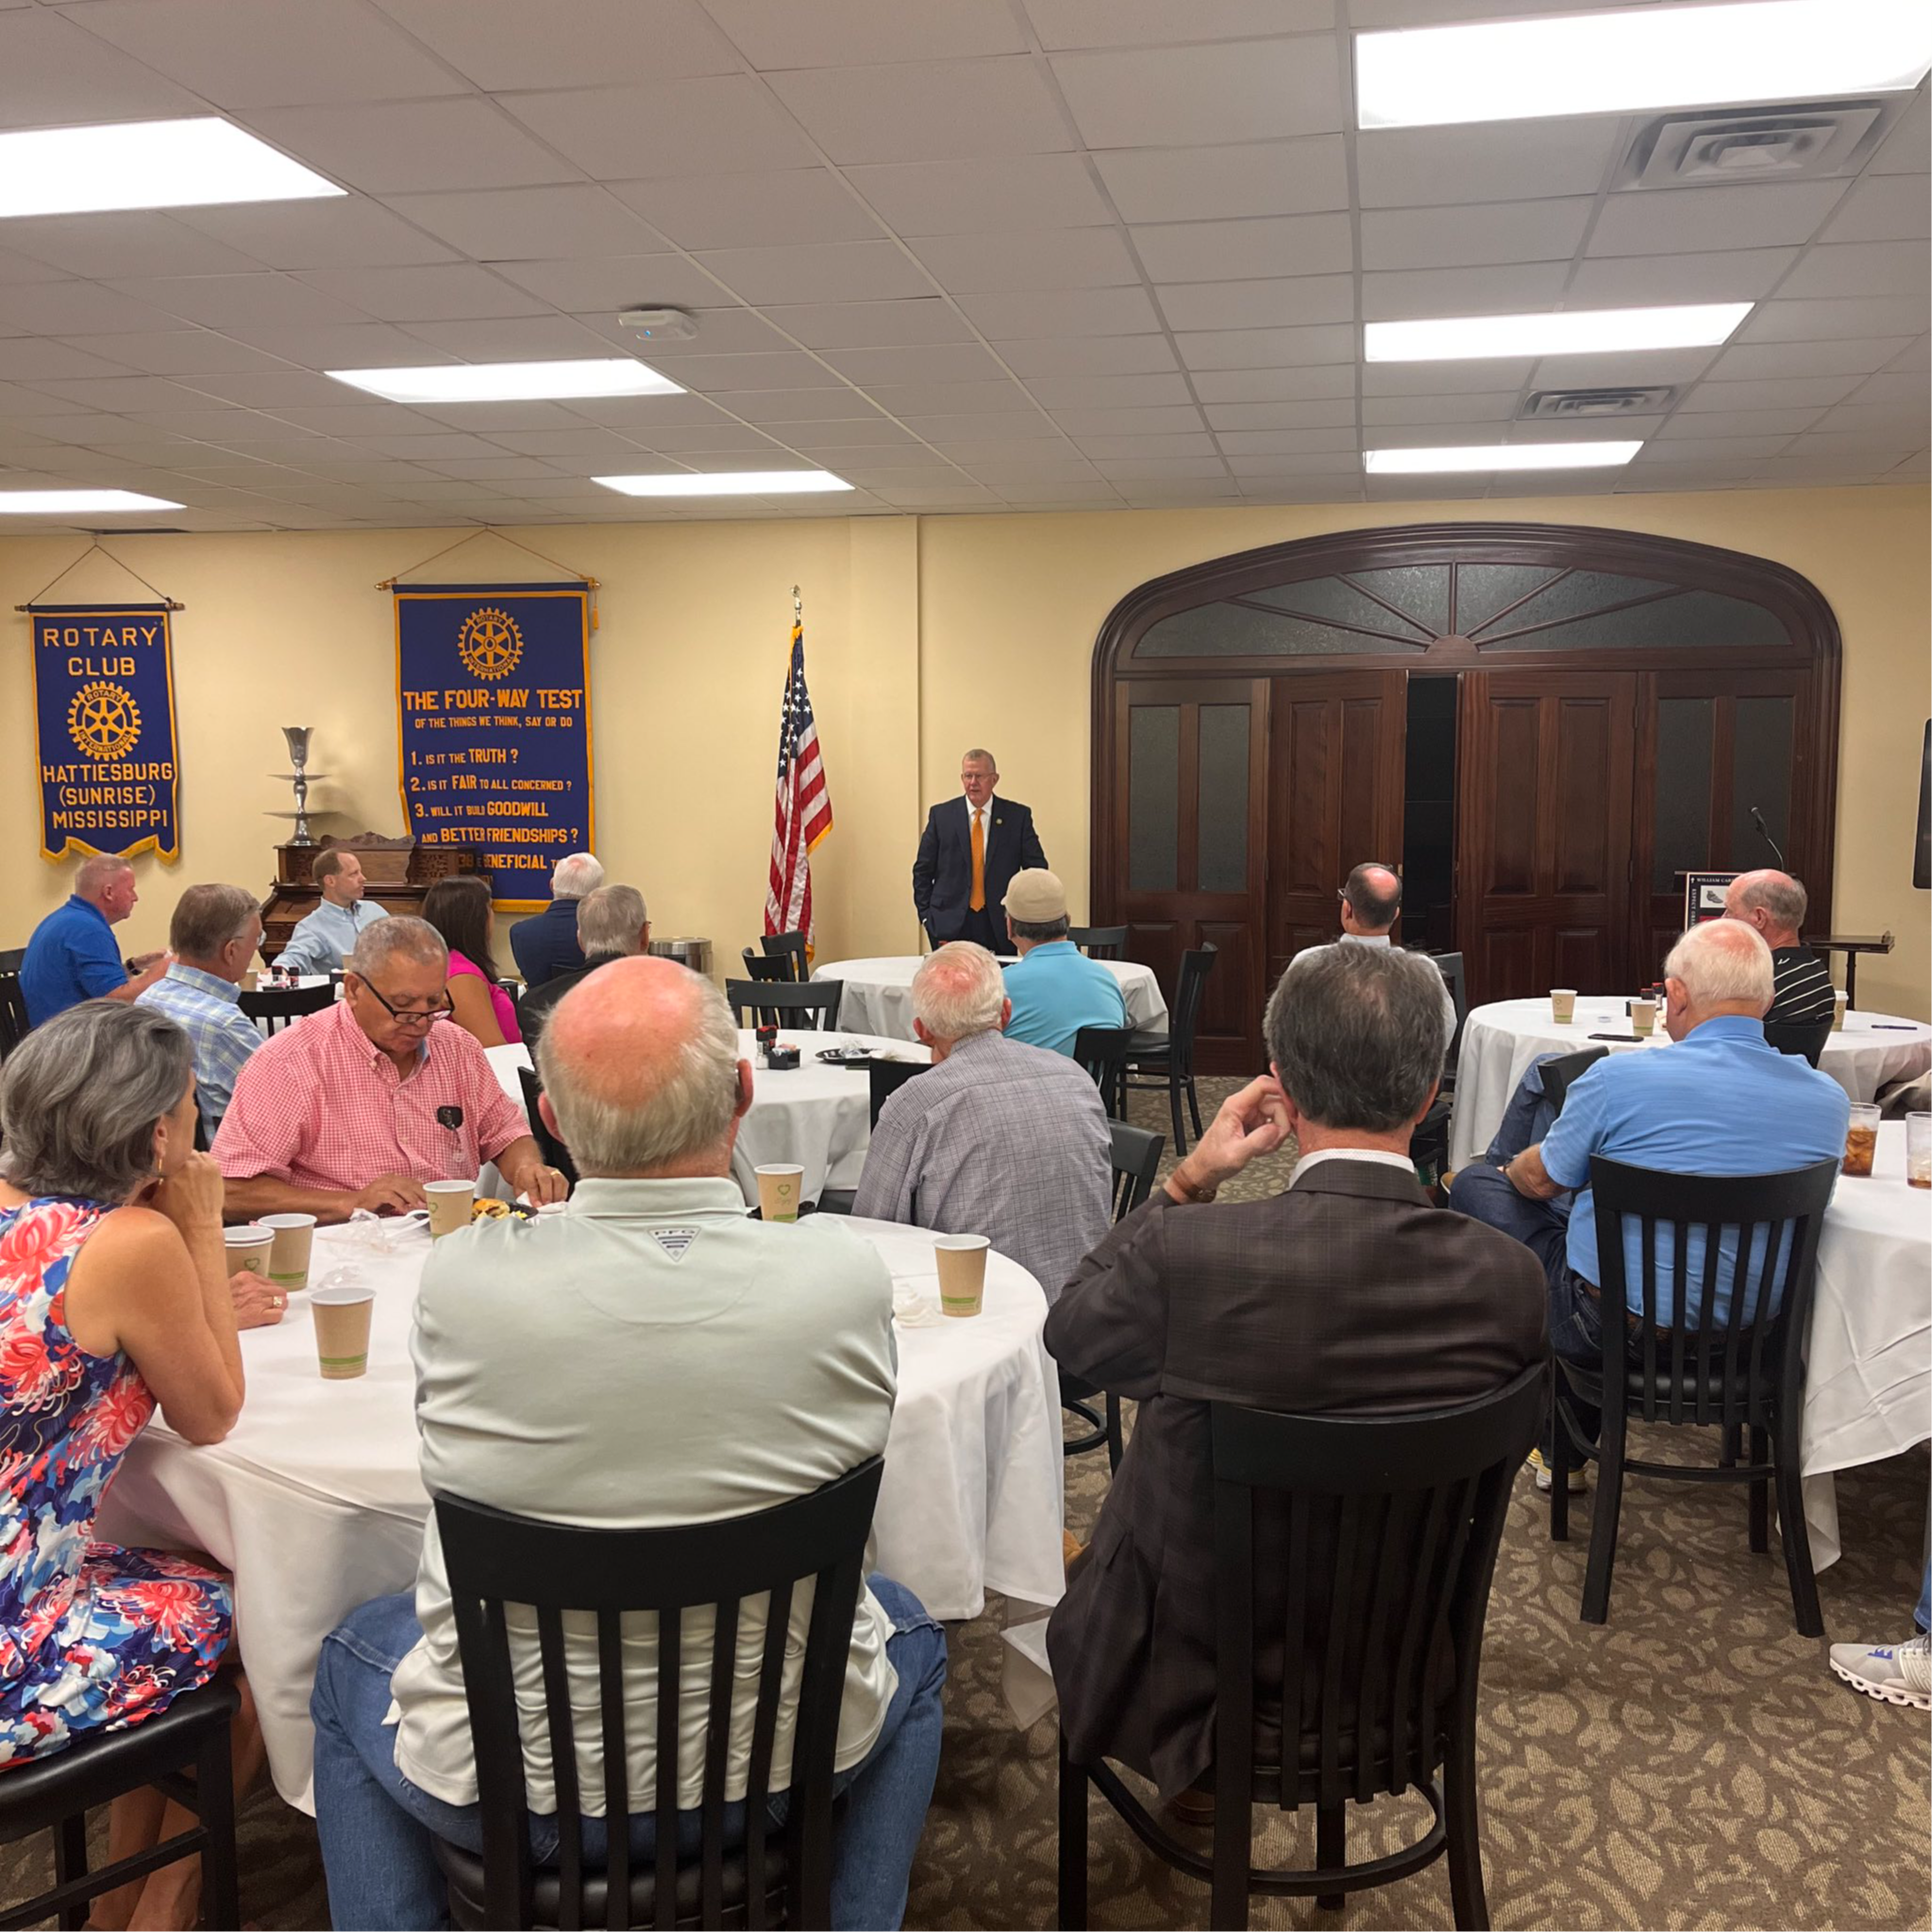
[311,1577,947,1931]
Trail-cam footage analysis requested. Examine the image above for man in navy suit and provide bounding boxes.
[912,748,1048,954]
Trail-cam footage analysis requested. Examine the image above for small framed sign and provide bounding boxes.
[1681,870,1739,929]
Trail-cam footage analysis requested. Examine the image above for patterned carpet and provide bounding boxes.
[6,1079,1927,1930]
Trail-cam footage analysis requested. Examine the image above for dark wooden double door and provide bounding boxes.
[1112,665,1819,1071]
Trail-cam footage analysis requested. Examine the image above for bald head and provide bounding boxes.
[1662,918,1773,1038]
[534,955,747,1176]
[1340,862,1403,935]
[1723,867,1807,947]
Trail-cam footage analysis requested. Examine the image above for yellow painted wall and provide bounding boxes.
[3,483,1925,1018]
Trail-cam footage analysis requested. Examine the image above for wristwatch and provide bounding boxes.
[1165,1168,1219,1205]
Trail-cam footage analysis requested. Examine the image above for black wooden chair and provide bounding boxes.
[1548,1156,1840,1634]
[0,1677,241,1932]
[738,951,795,985]
[1537,1045,1609,1116]
[516,1066,580,1189]
[1763,1017,1832,1067]
[1072,1025,1134,1120]
[1120,946,1217,1155]
[1060,1362,1542,1931]
[0,971,27,1060]
[428,1458,884,1931]
[1406,951,1470,1184]
[1065,926,1128,961]
[0,947,23,974]
[817,1062,931,1217]
[724,982,842,1033]
[1063,1122,1165,1475]
[758,933,811,983]
[239,983,336,1033]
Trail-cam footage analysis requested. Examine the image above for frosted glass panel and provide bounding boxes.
[1731,696,1793,870]
[1653,697,1713,893]
[1129,705,1180,893]
[1138,601,1397,657]
[1197,704,1250,893]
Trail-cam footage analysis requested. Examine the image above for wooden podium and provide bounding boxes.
[260,832,484,963]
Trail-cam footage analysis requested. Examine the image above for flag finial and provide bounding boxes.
[792,583,802,621]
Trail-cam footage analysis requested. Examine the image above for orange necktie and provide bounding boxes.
[968,807,986,911]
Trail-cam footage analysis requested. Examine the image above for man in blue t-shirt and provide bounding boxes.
[20,854,169,1027]
[999,869,1127,1057]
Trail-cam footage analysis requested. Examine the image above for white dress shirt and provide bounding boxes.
[1289,1147,1420,1186]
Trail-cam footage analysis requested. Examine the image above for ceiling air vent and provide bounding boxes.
[1619,101,1890,187]
[1523,388,1675,421]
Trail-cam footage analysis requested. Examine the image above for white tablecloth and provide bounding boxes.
[488,1032,929,1207]
[98,1215,1064,1812]
[1448,999,1932,1170]
[1801,1120,1932,1568]
[813,955,1168,1044]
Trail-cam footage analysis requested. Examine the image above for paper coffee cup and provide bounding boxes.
[756,1164,805,1222]
[1551,989,1577,1025]
[426,1178,477,1238]
[934,1234,990,1318]
[1832,989,1849,1032]
[223,1225,273,1277]
[261,1212,317,1290]
[1631,998,1656,1036]
[311,1283,376,1380]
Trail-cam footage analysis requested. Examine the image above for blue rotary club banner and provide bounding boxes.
[395,584,595,913]
[32,604,180,863]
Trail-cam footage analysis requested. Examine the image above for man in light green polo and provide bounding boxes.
[1000,869,1128,1058]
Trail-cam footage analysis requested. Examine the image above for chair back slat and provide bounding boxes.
[760,932,810,982]
[1212,1479,1257,1829]
[431,1457,882,1932]
[738,950,795,983]
[1106,1121,1164,1220]
[1763,1017,1831,1067]
[1426,951,1468,1074]
[239,982,336,1033]
[1066,924,1128,960]
[1168,946,1217,1080]
[1073,1024,1133,1115]
[516,1064,581,1187]
[724,979,842,1032]
[1211,1364,1541,1813]
[1537,1046,1606,1117]
[867,1057,929,1127]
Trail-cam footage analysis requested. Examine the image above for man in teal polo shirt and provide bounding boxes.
[1000,869,1127,1057]
[20,853,168,1026]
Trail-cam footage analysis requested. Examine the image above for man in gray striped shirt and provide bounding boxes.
[1724,869,1836,1024]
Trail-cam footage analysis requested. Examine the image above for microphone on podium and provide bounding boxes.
[1749,806,1788,870]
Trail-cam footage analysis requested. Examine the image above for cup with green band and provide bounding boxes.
[311,1281,375,1380]
[260,1213,317,1290]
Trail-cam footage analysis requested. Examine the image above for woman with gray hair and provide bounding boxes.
[0,1000,263,1928]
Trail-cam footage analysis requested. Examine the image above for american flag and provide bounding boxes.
[764,616,832,949]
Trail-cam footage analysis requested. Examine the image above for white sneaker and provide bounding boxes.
[1829,1633,1932,1711]
[1528,1447,1587,1494]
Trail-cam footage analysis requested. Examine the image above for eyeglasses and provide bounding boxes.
[355,976,452,1027]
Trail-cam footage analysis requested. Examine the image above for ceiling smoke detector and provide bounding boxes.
[1523,387,1677,420]
[1620,102,1890,186]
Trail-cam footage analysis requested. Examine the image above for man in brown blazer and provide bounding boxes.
[1045,943,1547,1806]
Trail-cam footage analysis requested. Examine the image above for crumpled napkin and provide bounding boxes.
[892,1286,945,1329]
[342,1207,429,1252]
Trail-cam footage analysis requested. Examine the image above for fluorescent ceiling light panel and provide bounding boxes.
[0,118,342,219]
[594,471,853,497]
[1366,304,1752,362]
[0,489,185,513]
[328,360,684,405]
[1366,443,1641,474]
[1355,0,1932,128]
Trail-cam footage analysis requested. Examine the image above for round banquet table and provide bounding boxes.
[1447,998,1932,1171]
[95,1214,1065,1813]
[813,955,1168,1044]
[488,1031,928,1207]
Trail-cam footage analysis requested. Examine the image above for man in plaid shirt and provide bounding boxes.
[215,917,566,1224]
[137,882,265,1135]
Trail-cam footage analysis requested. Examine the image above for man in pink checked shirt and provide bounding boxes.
[213,917,566,1225]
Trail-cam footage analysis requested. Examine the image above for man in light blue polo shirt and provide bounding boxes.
[999,869,1127,1057]
[137,882,264,1134]
[1451,919,1847,1467]
[20,853,168,1026]
[277,846,389,973]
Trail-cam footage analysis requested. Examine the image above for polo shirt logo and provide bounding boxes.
[648,1228,699,1261]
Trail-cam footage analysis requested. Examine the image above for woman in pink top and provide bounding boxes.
[421,877,521,1048]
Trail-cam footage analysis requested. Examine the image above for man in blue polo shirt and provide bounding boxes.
[20,853,168,1027]
[1000,869,1127,1057]
[1451,917,1847,1477]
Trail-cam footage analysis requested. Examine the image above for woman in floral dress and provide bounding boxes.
[0,999,260,1929]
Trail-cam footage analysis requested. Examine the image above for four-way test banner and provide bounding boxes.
[394,584,595,913]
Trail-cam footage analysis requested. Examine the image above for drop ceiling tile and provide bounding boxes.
[258,403,445,436]
[1655,408,1823,439]
[1051,40,1341,149]
[691,242,934,306]
[1091,138,1348,223]
[1129,214,1352,283]
[610,172,882,251]
[1530,349,1718,388]
[840,462,987,487]
[1360,391,1519,425]
[1363,360,1534,395]
[248,100,578,195]
[1810,401,1928,438]
[0,213,270,280]
[1050,404,1206,435]
[1871,90,1930,174]
[1364,199,1592,273]
[170,198,462,271]
[706,388,885,420]
[1706,337,1912,380]
[899,411,1060,442]
[1021,372,1195,408]
[1155,277,1352,330]
[1851,370,1932,412]
[222,320,462,365]
[844,156,1111,237]
[1630,435,1803,462]
[759,299,969,349]
[294,263,549,322]
[0,249,69,285]
[1772,430,1920,459]
[571,310,789,358]
[956,287,1160,339]
[1193,364,1357,401]
[103,272,374,330]
[604,423,785,452]
[377,187,668,262]
[1566,250,1799,304]
[1823,173,1932,244]
[73,330,291,376]
[376,0,736,86]
[1201,398,1353,429]
[822,343,1008,384]
[1090,456,1232,479]
[1780,241,1932,301]
[855,379,1028,415]
[0,281,198,337]
[398,318,623,361]
[766,58,1072,165]
[1226,451,1359,475]
[0,381,95,416]
[489,255,724,311]
[1356,122,1618,210]
[705,0,1025,67]
[8,412,143,446]
[1739,297,1932,342]
[999,335,1177,376]
[1589,182,1848,258]
[1363,263,1570,321]
[34,371,242,410]
[1215,428,1359,455]
[406,402,594,434]
[908,227,1138,294]
[1178,324,1353,369]
[1026,0,1330,47]
[1678,375,1865,411]
[0,9,203,127]
[777,416,921,446]
[955,457,1100,479]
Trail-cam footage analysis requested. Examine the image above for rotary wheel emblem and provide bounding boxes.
[68,680,142,761]
[457,606,523,680]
